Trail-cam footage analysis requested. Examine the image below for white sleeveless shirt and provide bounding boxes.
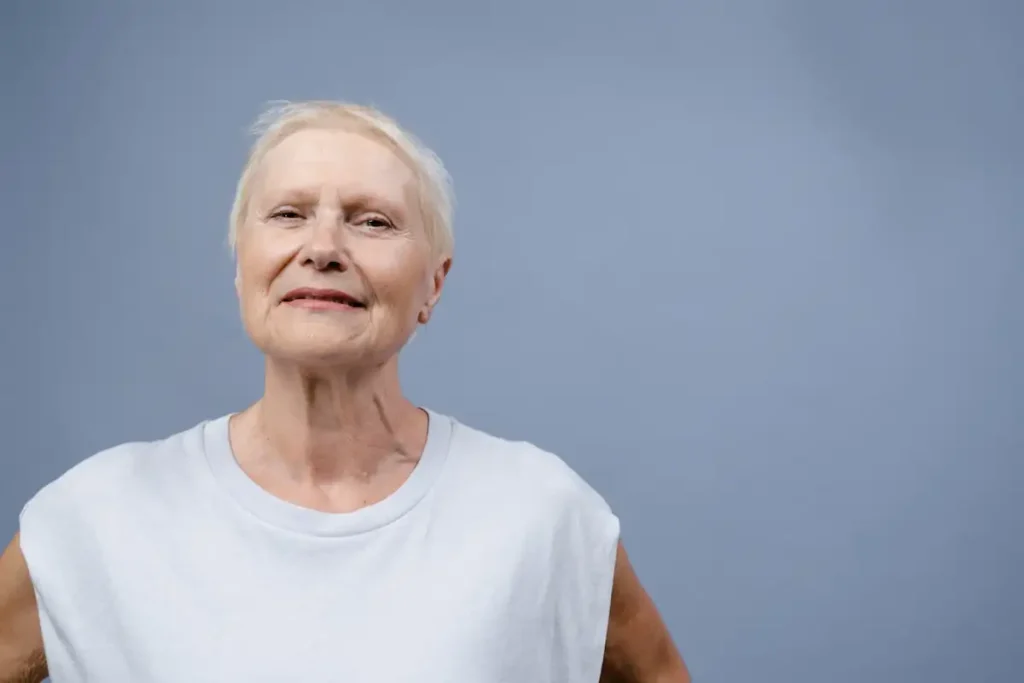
[19,410,620,682]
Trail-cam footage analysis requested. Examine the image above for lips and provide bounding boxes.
[282,287,366,308]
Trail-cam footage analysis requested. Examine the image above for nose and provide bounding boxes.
[301,212,349,272]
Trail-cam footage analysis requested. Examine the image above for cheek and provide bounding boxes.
[236,236,291,299]
[235,269,274,330]
[365,251,430,312]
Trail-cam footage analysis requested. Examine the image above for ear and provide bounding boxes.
[418,256,452,325]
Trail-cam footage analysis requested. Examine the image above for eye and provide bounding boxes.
[270,208,303,221]
[358,215,395,231]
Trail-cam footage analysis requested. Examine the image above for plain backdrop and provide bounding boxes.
[2,2,1022,681]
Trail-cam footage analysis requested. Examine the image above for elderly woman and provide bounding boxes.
[0,101,690,682]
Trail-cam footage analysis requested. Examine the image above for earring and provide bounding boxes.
[417,310,430,324]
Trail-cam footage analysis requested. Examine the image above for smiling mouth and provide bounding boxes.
[282,290,366,309]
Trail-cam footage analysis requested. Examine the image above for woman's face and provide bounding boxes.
[235,127,449,368]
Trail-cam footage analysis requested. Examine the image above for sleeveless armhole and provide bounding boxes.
[17,495,56,675]
[18,479,104,682]
[551,477,622,683]
[18,492,48,596]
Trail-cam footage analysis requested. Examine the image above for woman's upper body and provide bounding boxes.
[0,101,689,683]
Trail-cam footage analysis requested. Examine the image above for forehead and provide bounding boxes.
[251,127,417,206]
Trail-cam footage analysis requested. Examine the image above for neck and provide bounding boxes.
[245,355,425,483]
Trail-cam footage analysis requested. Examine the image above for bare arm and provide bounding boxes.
[0,534,47,683]
[600,542,690,683]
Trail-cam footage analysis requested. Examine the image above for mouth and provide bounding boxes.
[282,288,367,310]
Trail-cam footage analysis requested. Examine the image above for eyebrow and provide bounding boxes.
[345,192,409,222]
[262,187,319,208]
[262,188,411,223]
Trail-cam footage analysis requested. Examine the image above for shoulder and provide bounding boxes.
[19,419,210,550]
[23,440,156,518]
[448,418,609,503]
[444,416,620,540]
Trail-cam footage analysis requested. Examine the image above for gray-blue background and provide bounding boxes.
[2,2,1021,681]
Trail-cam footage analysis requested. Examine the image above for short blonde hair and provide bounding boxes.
[228,100,454,257]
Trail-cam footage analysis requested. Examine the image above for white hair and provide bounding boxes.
[228,100,455,257]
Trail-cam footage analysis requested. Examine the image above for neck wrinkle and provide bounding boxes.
[245,355,424,484]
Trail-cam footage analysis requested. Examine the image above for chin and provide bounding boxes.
[247,323,367,365]
[272,343,379,370]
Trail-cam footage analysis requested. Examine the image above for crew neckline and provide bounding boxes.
[202,408,452,537]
